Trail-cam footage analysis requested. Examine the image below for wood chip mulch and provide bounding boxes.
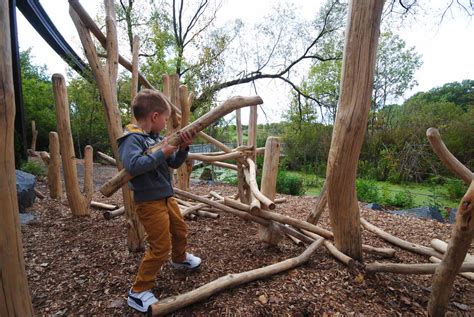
[22,163,473,315]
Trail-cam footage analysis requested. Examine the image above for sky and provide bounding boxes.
[15,0,474,124]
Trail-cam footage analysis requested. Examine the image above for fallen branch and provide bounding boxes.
[360,218,442,258]
[148,238,325,316]
[90,201,118,211]
[366,261,474,274]
[100,96,263,197]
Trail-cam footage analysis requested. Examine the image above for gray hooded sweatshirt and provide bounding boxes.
[117,124,188,202]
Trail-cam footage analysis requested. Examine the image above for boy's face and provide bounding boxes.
[150,110,170,134]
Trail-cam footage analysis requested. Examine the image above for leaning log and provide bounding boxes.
[0,2,34,312]
[366,261,474,274]
[360,218,443,258]
[325,0,384,260]
[244,158,275,210]
[307,182,327,225]
[97,151,117,166]
[148,238,325,316]
[100,96,263,197]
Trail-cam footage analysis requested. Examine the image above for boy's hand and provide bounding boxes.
[179,130,195,150]
[161,137,178,157]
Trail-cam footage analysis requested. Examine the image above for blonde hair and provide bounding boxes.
[132,89,170,120]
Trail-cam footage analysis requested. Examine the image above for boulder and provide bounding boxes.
[16,170,36,213]
[403,206,445,223]
[366,203,382,210]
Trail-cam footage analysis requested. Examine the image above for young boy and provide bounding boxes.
[118,89,201,313]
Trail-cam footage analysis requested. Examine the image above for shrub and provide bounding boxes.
[276,171,305,196]
[389,190,415,208]
[355,179,380,203]
[20,160,45,176]
[444,179,468,200]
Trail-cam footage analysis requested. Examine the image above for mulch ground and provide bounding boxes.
[22,162,473,316]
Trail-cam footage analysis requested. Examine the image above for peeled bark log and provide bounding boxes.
[326,0,384,260]
[90,201,118,211]
[244,158,275,210]
[248,105,258,161]
[130,35,139,111]
[176,85,191,190]
[307,182,327,225]
[259,137,283,245]
[366,261,474,274]
[52,74,93,216]
[429,256,474,281]
[97,151,117,166]
[188,151,247,162]
[100,96,263,197]
[0,3,34,312]
[223,197,251,212]
[148,238,324,316]
[360,218,443,258]
[104,207,125,220]
[208,161,238,171]
[48,132,62,199]
[430,238,474,262]
[236,108,243,146]
[428,181,474,317]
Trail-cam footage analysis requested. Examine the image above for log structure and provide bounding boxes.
[48,132,62,199]
[325,0,384,260]
[30,120,38,151]
[426,128,474,317]
[70,0,145,251]
[52,74,93,216]
[0,1,34,313]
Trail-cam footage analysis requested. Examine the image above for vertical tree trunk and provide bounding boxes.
[0,1,34,314]
[259,137,283,245]
[52,74,92,216]
[48,131,62,198]
[326,0,384,260]
[70,1,145,251]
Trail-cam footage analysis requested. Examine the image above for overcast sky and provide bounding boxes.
[16,0,473,123]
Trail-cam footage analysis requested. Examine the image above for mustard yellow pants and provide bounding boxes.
[132,197,188,292]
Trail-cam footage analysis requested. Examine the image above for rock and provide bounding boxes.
[448,208,457,224]
[403,206,445,223]
[16,170,36,213]
[366,203,382,210]
[19,212,35,224]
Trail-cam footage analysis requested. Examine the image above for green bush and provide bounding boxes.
[20,160,45,176]
[276,171,305,196]
[384,189,414,208]
[444,179,468,200]
[355,179,380,203]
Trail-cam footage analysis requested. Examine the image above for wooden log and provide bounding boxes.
[208,161,238,171]
[169,74,181,130]
[100,96,263,197]
[195,210,219,219]
[104,207,125,220]
[429,256,474,281]
[90,201,118,211]
[68,0,154,89]
[52,74,92,216]
[177,85,191,190]
[307,182,327,225]
[105,0,118,85]
[244,159,275,210]
[97,151,117,166]
[148,238,325,316]
[366,261,474,274]
[325,0,384,260]
[83,145,93,201]
[426,128,473,184]
[70,3,144,251]
[247,105,257,161]
[259,137,283,245]
[48,132,62,199]
[431,238,474,262]
[286,233,304,246]
[360,218,443,258]
[39,151,50,165]
[236,108,243,146]
[130,35,139,124]
[300,228,395,258]
[30,120,38,151]
[274,197,287,204]
[0,2,34,312]
[34,188,46,199]
[428,181,474,316]
[223,197,251,212]
[188,151,246,162]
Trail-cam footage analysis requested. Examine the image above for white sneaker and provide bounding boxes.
[127,288,158,312]
[170,252,201,270]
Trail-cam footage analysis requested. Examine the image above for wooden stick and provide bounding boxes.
[429,256,474,281]
[223,197,251,212]
[307,182,327,225]
[34,188,45,199]
[431,238,474,262]
[236,108,243,146]
[176,84,191,190]
[195,210,219,219]
[207,161,238,171]
[244,159,275,210]
[148,238,325,316]
[274,197,287,204]
[30,120,37,151]
[48,132,62,199]
[103,207,125,220]
[97,151,117,166]
[366,261,474,274]
[68,0,154,89]
[286,233,304,246]
[360,218,443,258]
[426,128,473,184]
[90,201,118,211]
[131,35,140,119]
[100,96,263,197]
[188,151,246,162]
[247,105,257,161]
